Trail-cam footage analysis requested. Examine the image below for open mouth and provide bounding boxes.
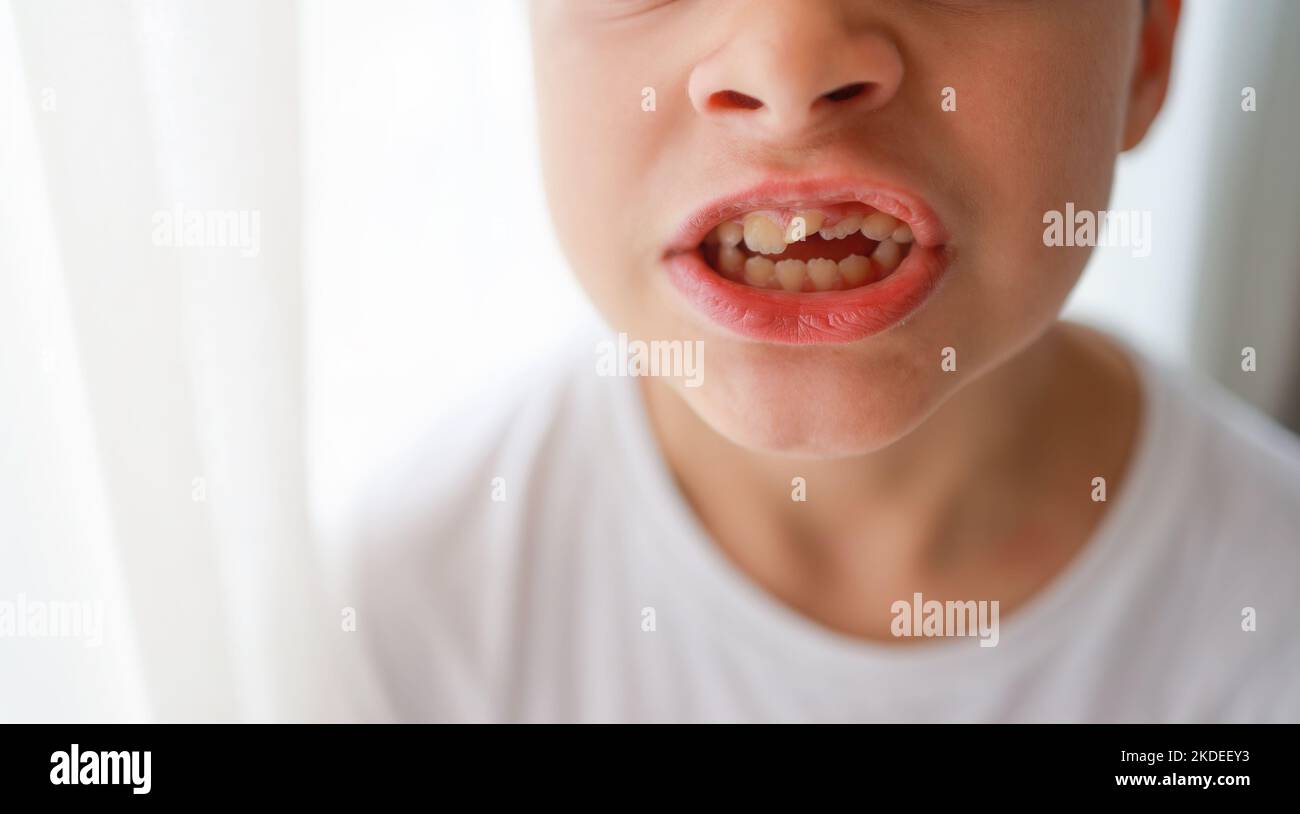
[701,204,916,292]
[664,179,951,345]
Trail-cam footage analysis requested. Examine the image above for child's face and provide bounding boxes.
[531,0,1175,456]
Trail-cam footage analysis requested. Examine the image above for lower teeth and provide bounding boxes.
[709,244,909,292]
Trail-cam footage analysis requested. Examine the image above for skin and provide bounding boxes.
[530,0,1180,640]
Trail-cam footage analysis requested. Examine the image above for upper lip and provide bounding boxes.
[665,175,949,256]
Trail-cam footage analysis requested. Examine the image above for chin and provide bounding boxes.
[677,361,943,459]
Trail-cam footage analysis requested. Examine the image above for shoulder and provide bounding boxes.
[335,335,627,719]
[1126,353,1300,719]
[351,339,604,549]
[1146,355,1300,544]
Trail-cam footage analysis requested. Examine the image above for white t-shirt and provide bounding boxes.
[341,331,1300,723]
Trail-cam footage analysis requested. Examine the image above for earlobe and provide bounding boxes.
[1121,0,1182,151]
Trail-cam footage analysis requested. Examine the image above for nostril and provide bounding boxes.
[708,90,765,111]
[822,82,869,103]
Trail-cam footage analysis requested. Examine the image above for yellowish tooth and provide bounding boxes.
[774,259,807,292]
[743,213,787,255]
[718,244,746,278]
[806,258,839,291]
[716,221,744,247]
[891,223,913,244]
[818,213,863,240]
[872,238,902,270]
[839,254,871,287]
[861,211,899,241]
[743,256,776,287]
[784,211,825,242]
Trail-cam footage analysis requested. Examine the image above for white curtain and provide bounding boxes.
[1,0,340,722]
[1188,0,1300,428]
[1063,0,1300,430]
[2,0,1298,722]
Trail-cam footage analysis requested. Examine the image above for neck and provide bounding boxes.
[640,322,1141,639]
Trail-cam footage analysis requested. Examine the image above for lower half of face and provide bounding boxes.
[567,201,1098,458]
[533,1,1141,458]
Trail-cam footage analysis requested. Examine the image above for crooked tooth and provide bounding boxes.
[806,258,839,291]
[743,256,776,287]
[784,211,825,242]
[818,213,863,240]
[718,244,746,278]
[743,213,787,254]
[774,259,807,292]
[872,238,902,271]
[891,223,913,244]
[716,221,744,247]
[839,254,871,287]
[861,211,899,241]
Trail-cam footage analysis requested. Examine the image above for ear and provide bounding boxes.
[1121,0,1181,150]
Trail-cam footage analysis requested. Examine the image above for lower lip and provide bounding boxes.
[664,244,951,345]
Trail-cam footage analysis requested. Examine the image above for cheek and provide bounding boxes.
[914,30,1133,368]
[531,28,682,327]
[533,65,631,270]
[941,13,1132,216]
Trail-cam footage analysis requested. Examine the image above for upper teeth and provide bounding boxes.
[743,213,787,254]
[722,207,911,255]
[715,221,744,247]
[783,211,825,243]
[860,211,898,241]
[819,213,863,240]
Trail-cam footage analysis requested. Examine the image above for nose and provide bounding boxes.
[687,0,904,141]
